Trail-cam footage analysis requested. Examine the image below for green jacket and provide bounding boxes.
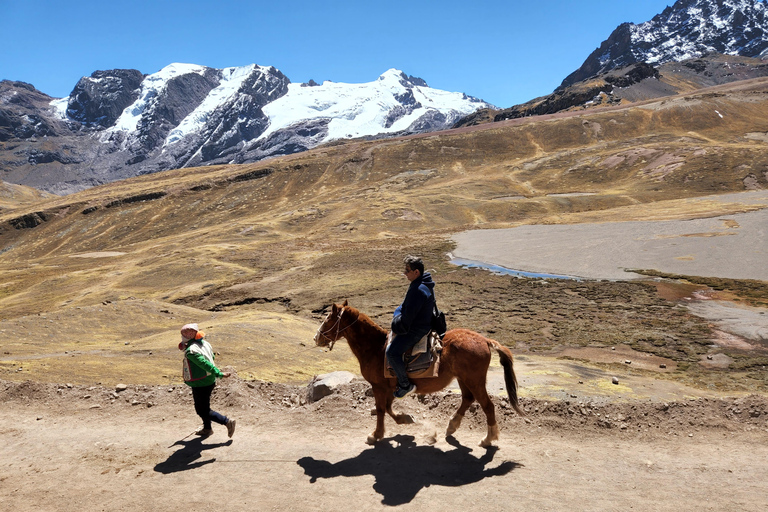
[182,339,223,387]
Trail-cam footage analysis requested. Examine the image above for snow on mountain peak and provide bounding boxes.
[259,68,489,143]
[629,0,768,64]
[165,64,258,145]
[34,63,489,192]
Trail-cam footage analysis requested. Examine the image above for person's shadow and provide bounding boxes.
[154,437,233,474]
[297,435,522,506]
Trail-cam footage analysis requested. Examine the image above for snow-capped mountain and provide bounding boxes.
[561,0,768,88]
[2,64,490,193]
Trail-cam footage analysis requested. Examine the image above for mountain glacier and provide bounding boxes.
[53,64,489,167]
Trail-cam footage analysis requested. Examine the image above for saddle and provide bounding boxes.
[384,331,443,379]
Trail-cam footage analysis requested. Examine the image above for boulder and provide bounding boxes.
[307,371,357,403]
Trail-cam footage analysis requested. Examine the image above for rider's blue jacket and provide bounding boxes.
[391,271,435,338]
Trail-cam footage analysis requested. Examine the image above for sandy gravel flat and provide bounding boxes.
[452,192,768,281]
[3,379,768,512]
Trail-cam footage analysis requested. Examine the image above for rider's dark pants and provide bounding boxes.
[386,332,421,389]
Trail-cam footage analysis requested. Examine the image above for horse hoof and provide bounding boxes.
[366,435,380,445]
[479,438,494,448]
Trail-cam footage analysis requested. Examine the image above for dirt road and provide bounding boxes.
[2,378,767,511]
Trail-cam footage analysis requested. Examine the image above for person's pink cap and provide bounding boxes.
[180,323,203,341]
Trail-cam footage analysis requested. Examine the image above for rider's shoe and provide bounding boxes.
[394,383,416,399]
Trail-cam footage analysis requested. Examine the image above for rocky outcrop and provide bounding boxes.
[239,118,331,162]
[66,69,145,127]
[129,67,221,155]
[0,80,63,141]
[456,63,660,126]
[168,66,291,168]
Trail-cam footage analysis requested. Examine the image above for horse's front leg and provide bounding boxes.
[383,378,414,425]
[386,391,415,425]
[367,387,389,445]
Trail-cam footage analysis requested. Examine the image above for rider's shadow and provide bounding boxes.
[154,437,233,474]
[297,435,522,506]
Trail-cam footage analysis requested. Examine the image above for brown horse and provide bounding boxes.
[313,300,524,446]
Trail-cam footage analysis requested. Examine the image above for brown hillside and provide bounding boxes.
[0,179,54,211]
[1,78,767,390]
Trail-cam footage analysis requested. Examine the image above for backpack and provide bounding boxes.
[431,300,447,338]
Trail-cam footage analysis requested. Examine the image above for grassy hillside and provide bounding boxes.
[0,180,54,211]
[1,78,767,389]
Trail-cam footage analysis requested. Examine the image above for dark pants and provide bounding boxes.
[386,332,422,389]
[191,384,229,429]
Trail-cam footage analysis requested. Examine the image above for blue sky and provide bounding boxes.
[1,0,674,107]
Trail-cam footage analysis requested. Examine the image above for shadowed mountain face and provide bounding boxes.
[65,69,146,128]
[0,66,490,195]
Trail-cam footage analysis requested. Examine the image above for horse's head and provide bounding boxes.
[313,300,354,351]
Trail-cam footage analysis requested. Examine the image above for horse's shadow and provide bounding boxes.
[297,435,522,506]
[153,437,233,474]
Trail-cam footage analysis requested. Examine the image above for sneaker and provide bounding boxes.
[226,418,236,438]
[195,427,214,437]
[394,383,416,399]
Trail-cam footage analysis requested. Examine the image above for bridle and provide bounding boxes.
[314,307,358,351]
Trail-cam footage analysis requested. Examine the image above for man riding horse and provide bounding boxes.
[387,255,436,398]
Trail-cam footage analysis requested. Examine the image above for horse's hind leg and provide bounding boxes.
[474,386,499,448]
[446,380,474,437]
[449,379,499,447]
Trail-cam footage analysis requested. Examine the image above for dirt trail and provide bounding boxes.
[2,378,767,511]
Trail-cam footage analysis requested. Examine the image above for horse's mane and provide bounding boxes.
[343,304,387,338]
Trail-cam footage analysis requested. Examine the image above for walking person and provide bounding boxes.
[178,323,236,438]
[386,255,436,398]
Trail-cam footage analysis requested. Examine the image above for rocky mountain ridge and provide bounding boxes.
[5,0,768,193]
[0,65,489,194]
[457,53,768,126]
[562,0,768,88]
[457,0,768,127]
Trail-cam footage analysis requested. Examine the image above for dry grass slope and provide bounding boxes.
[1,78,768,390]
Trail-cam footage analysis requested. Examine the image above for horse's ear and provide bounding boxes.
[331,303,339,314]
[342,299,349,307]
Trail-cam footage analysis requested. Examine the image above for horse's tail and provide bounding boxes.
[489,339,525,416]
